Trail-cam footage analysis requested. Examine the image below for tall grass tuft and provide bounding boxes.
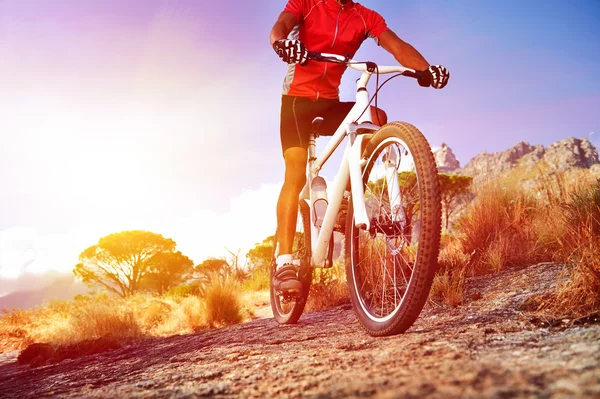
[548,178,600,317]
[305,263,349,312]
[65,296,141,342]
[457,182,546,274]
[203,273,243,328]
[432,237,470,306]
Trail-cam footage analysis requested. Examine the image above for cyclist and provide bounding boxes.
[271,0,450,294]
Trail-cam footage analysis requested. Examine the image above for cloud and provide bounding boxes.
[0,182,282,288]
[0,227,90,279]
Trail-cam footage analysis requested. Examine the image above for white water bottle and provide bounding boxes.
[311,176,328,228]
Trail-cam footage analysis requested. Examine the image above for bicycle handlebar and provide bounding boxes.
[307,51,422,80]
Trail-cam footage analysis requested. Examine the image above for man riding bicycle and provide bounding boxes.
[271,0,450,295]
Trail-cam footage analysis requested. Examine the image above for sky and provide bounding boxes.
[0,0,599,289]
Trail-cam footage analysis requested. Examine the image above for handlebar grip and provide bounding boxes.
[307,51,321,61]
[402,70,422,80]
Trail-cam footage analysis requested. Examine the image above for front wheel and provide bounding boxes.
[270,200,313,324]
[345,122,441,336]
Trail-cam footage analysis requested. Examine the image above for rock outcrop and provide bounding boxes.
[543,137,599,171]
[433,143,460,172]
[437,138,599,179]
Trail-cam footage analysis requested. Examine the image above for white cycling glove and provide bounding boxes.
[418,65,450,89]
[273,39,309,66]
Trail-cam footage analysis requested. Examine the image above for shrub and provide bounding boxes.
[241,268,270,292]
[165,282,204,299]
[203,273,243,328]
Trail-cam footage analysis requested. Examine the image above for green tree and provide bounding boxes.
[438,173,473,230]
[73,230,193,297]
[140,251,195,295]
[246,235,275,273]
[195,258,233,282]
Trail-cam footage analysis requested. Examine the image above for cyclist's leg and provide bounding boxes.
[275,95,318,292]
[277,147,307,255]
[278,96,341,252]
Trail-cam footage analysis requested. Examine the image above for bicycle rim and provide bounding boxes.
[346,122,441,335]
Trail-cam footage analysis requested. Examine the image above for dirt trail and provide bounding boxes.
[0,263,599,398]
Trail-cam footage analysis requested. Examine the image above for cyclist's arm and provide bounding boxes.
[270,12,298,46]
[378,30,430,71]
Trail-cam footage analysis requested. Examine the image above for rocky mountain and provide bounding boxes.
[433,137,599,179]
[433,143,461,172]
[0,274,90,310]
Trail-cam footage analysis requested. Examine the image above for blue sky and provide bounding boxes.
[0,0,598,284]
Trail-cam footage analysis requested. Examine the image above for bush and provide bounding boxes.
[241,268,270,292]
[165,282,204,299]
[203,273,243,328]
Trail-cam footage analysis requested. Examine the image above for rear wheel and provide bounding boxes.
[270,200,313,324]
[345,122,441,336]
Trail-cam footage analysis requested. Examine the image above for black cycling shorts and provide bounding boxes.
[280,95,354,155]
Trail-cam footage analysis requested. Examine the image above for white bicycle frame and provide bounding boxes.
[301,53,415,268]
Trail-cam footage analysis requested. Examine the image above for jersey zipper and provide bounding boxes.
[318,5,343,100]
[330,7,342,48]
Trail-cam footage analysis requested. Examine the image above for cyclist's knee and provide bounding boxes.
[283,147,308,190]
[284,167,306,190]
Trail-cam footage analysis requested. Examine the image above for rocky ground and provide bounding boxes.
[0,263,599,398]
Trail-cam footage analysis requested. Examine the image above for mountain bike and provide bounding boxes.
[270,51,442,336]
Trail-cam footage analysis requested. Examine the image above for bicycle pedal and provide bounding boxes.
[276,290,302,302]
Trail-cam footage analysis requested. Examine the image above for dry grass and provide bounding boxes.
[241,267,270,292]
[0,274,247,353]
[305,263,350,312]
[458,182,548,274]
[434,168,600,318]
[539,175,600,317]
[203,273,243,328]
[431,237,470,306]
[433,182,547,306]
[430,271,465,307]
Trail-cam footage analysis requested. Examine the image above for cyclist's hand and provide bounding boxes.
[418,65,450,89]
[273,39,308,66]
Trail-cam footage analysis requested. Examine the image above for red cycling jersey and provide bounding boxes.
[281,0,389,100]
